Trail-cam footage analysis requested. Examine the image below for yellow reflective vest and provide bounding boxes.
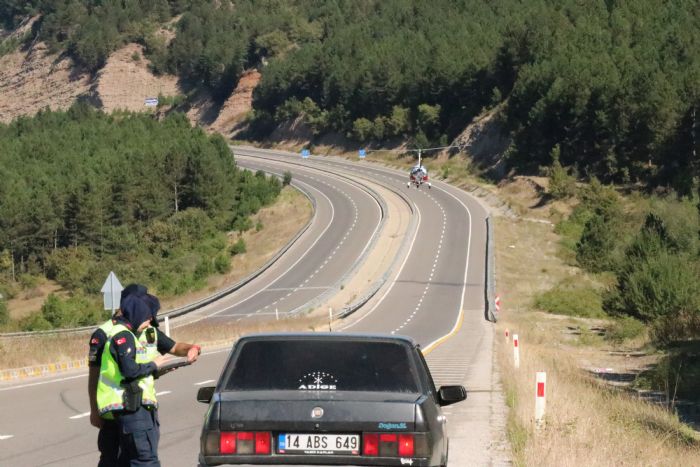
[97,323,159,418]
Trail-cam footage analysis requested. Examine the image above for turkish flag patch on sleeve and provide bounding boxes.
[116,337,127,345]
[90,338,99,345]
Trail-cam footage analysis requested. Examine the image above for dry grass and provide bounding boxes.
[493,201,700,466]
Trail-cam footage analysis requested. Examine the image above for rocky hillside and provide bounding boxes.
[0,33,257,129]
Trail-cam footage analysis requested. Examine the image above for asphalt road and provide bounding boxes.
[0,147,492,466]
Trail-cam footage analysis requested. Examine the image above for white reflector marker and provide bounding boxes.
[513,334,520,369]
[535,372,547,428]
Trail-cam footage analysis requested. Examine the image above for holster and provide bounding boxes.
[121,380,143,412]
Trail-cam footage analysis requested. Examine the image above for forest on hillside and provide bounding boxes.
[0,105,281,330]
[1,0,698,191]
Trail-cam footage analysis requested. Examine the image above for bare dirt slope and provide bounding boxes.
[211,69,260,134]
[96,43,180,113]
[453,105,511,176]
[0,41,91,123]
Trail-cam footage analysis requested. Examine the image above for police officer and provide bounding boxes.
[95,286,201,466]
[88,284,146,467]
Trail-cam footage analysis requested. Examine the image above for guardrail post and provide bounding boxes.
[535,372,546,429]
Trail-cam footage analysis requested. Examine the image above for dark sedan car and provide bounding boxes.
[197,333,466,467]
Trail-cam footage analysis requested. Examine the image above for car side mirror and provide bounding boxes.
[197,386,215,403]
[438,385,467,406]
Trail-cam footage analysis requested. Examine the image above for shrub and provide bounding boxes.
[603,213,700,328]
[193,257,213,280]
[283,171,292,186]
[19,312,52,331]
[352,118,373,142]
[534,281,604,318]
[230,238,247,256]
[255,221,264,232]
[606,316,646,343]
[214,254,231,274]
[547,145,576,199]
[0,299,8,325]
[40,293,104,328]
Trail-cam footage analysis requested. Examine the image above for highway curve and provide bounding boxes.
[0,147,497,466]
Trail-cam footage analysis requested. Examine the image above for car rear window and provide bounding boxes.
[223,339,420,393]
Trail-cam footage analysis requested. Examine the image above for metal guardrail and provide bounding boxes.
[485,216,497,322]
[339,190,418,319]
[241,154,389,319]
[0,178,317,339]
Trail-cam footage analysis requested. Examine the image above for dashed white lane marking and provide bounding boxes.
[69,412,90,420]
[156,390,172,396]
[195,380,215,386]
[391,190,448,334]
[0,435,14,440]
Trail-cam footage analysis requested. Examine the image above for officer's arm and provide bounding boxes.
[156,329,200,362]
[87,330,105,428]
[110,331,157,381]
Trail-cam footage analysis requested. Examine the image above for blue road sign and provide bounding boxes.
[359,149,366,159]
[301,149,310,158]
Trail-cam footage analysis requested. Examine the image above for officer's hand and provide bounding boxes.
[90,411,103,429]
[187,344,201,363]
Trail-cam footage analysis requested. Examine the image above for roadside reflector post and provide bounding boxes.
[164,316,170,337]
[275,308,279,321]
[328,307,333,332]
[535,372,547,429]
[513,334,520,369]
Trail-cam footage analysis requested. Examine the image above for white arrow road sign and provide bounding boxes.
[101,271,124,315]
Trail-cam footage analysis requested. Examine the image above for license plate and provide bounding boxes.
[278,433,360,455]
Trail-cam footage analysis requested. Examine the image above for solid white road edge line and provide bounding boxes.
[69,412,90,419]
[0,435,14,440]
[195,380,215,386]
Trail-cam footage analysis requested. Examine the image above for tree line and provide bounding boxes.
[3,1,699,191]
[0,104,281,330]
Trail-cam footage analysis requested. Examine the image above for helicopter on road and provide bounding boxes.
[407,149,431,189]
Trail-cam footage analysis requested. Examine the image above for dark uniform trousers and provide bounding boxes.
[97,420,120,467]
[115,406,160,467]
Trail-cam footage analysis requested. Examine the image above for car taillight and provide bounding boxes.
[220,432,236,454]
[255,432,271,454]
[363,433,420,458]
[363,433,379,456]
[398,434,415,456]
[219,432,271,456]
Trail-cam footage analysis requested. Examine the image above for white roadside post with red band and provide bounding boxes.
[513,334,520,369]
[535,372,547,428]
